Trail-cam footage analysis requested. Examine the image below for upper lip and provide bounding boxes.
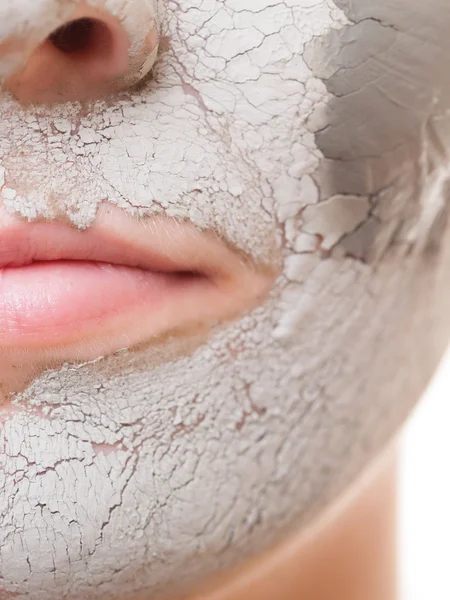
[0,204,250,280]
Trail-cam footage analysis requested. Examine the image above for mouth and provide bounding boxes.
[0,204,275,361]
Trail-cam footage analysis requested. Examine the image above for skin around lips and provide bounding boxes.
[2,0,450,599]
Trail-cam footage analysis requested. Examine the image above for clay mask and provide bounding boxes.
[1,0,450,598]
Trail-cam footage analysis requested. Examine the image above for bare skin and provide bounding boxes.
[184,448,398,600]
[0,1,449,599]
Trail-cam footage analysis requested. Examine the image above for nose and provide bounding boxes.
[0,1,159,104]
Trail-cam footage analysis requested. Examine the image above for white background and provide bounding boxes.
[399,346,450,600]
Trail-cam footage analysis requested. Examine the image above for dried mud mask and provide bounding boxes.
[1,1,450,599]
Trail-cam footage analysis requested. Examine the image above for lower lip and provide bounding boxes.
[0,260,201,349]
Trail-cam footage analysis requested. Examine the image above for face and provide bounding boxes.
[1,0,450,598]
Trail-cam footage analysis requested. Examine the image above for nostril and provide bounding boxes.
[49,18,99,55]
[48,17,121,68]
[46,16,127,81]
[3,3,159,105]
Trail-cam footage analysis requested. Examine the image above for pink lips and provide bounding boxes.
[0,205,274,359]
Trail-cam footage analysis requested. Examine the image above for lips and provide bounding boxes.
[0,204,275,360]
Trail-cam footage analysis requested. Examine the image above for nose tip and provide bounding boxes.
[2,3,158,104]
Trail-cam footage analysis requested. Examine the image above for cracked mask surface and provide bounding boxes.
[2,0,450,598]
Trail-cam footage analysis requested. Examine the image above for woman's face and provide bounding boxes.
[1,0,450,598]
